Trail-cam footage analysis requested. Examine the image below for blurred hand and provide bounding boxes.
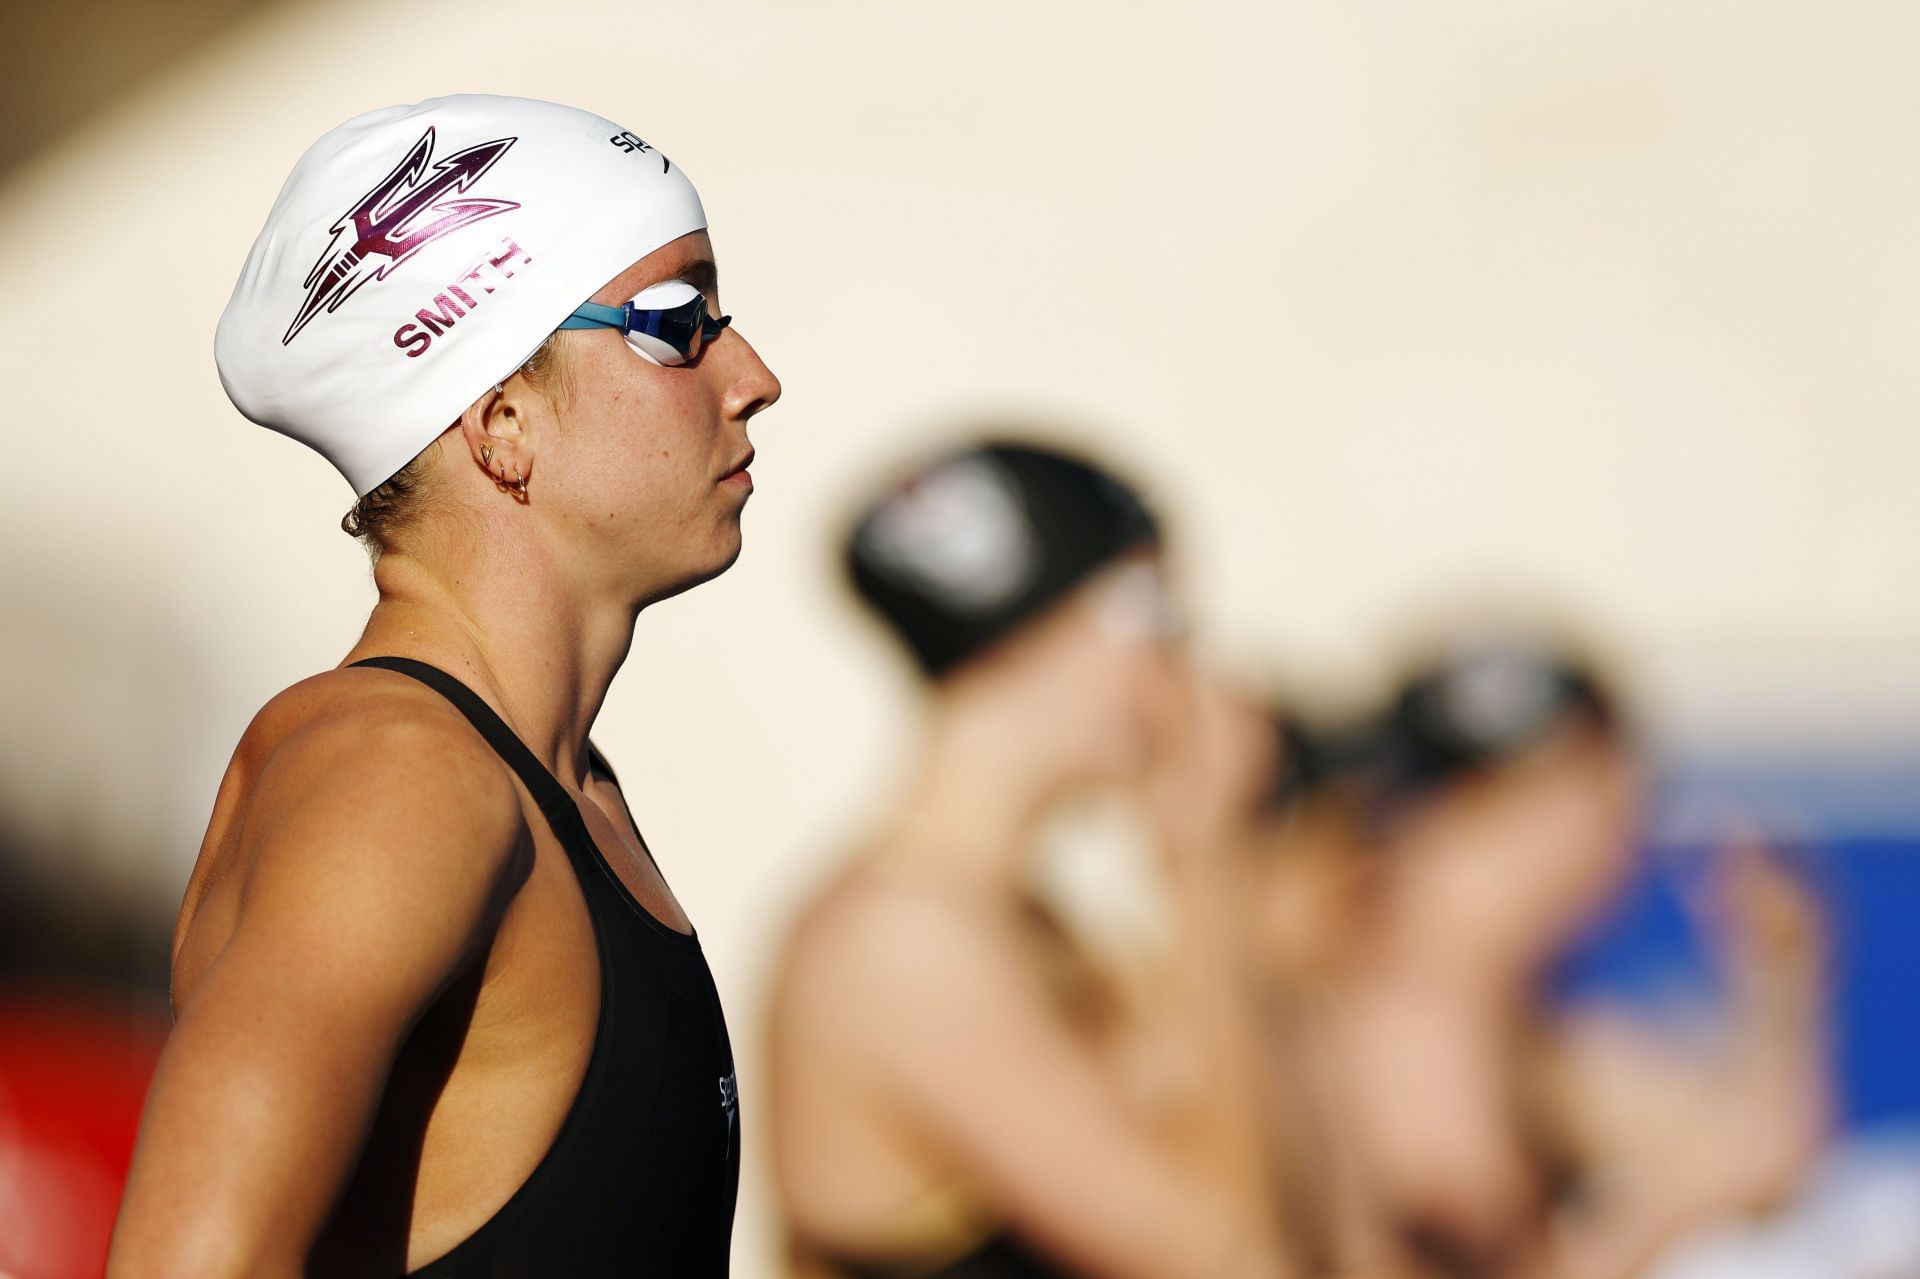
[1699,832,1829,1018]
[1140,662,1277,868]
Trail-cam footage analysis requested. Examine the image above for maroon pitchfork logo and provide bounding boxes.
[284,126,520,345]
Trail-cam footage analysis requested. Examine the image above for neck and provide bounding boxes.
[873,676,1079,896]
[346,530,641,790]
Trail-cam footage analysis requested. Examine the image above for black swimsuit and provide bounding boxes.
[825,1233,1074,1279]
[349,656,740,1277]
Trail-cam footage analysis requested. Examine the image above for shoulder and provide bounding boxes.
[237,665,522,831]
[237,664,522,827]
[198,666,530,974]
[771,862,1033,1048]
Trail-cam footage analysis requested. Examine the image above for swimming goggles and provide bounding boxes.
[557,279,731,366]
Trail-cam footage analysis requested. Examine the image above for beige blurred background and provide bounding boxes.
[6,0,1920,1272]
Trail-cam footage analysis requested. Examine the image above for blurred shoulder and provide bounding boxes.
[770,853,1022,1036]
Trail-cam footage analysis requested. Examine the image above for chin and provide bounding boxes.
[711,520,746,575]
[651,528,745,603]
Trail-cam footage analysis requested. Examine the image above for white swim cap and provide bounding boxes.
[215,93,707,496]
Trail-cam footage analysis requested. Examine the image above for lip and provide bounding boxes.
[719,449,755,485]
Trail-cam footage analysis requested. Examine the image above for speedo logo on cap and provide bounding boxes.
[283,126,520,345]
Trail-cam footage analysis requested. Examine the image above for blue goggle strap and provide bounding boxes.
[557,300,636,331]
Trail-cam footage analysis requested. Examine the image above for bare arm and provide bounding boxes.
[774,667,1295,1278]
[1523,843,1832,1279]
[107,701,526,1278]
[807,891,1294,1279]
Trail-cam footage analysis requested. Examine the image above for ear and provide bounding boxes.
[458,378,536,498]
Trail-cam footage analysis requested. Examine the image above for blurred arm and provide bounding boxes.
[819,891,1296,1279]
[1528,843,1832,1279]
[1137,667,1312,1252]
[106,703,526,1279]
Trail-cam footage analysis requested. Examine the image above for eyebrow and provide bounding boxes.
[677,259,718,296]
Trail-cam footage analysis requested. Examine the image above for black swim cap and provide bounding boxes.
[1372,638,1618,802]
[846,441,1161,678]
[1263,706,1377,815]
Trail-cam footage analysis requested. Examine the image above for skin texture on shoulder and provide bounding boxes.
[110,668,532,1278]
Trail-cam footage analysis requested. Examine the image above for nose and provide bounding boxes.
[721,329,781,422]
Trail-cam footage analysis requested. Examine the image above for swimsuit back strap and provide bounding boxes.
[347,655,581,833]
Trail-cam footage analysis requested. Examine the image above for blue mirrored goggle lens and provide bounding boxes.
[630,293,731,359]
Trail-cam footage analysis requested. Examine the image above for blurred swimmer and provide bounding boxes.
[767,441,1296,1279]
[1248,637,1832,1279]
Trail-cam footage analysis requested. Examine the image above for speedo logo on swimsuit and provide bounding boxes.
[284,126,520,345]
